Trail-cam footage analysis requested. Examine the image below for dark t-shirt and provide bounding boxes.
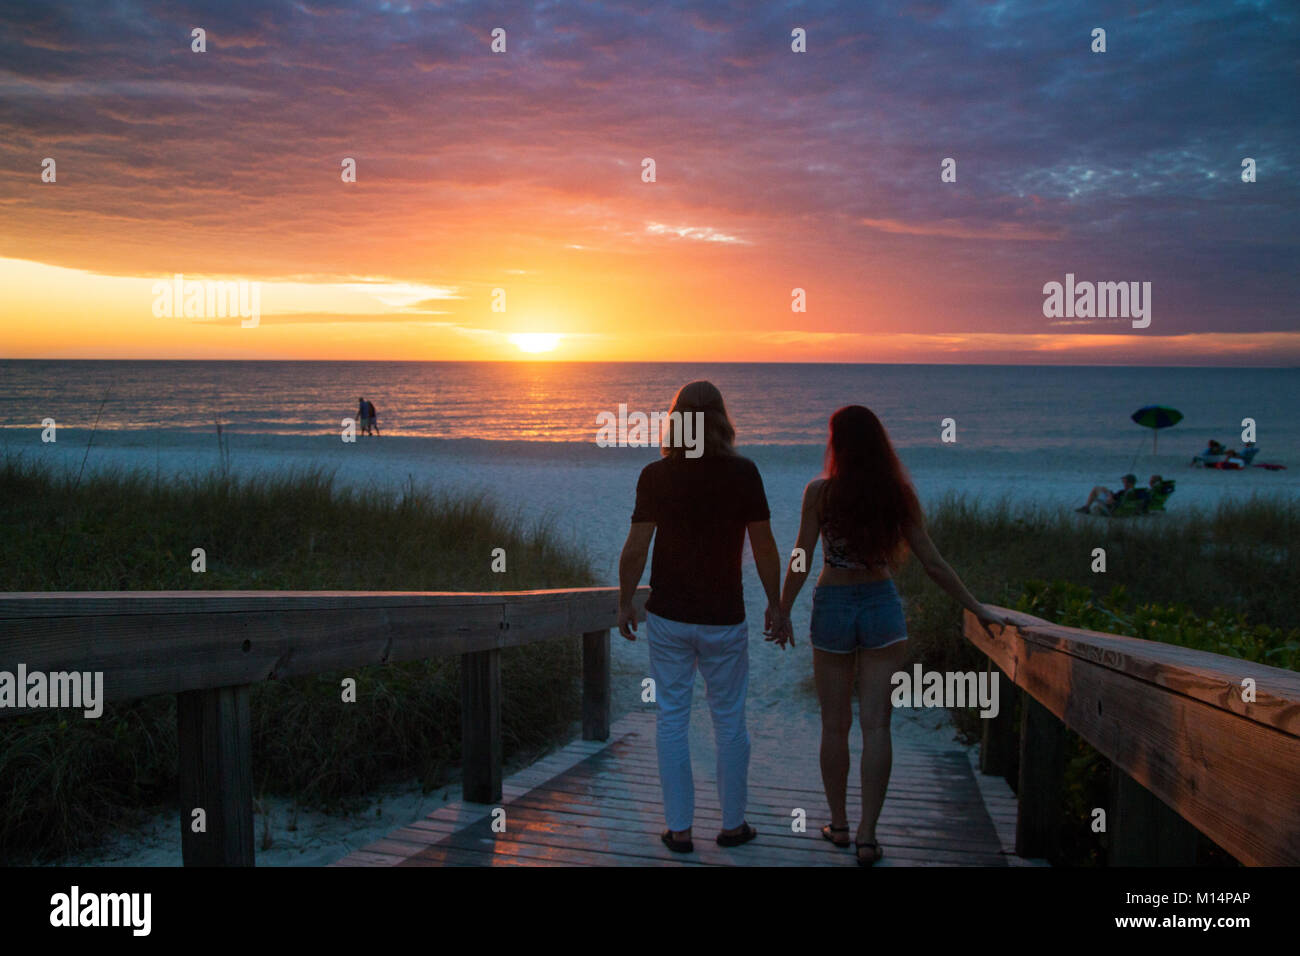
[631,454,770,626]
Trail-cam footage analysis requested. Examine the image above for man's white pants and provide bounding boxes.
[646,611,750,832]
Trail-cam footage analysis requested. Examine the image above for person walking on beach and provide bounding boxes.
[357,397,371,436]
[617,380,786,855]
[356,397,380,436]
[772,405,1010,866]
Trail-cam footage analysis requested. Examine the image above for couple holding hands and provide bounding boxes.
[617,381,1009,865]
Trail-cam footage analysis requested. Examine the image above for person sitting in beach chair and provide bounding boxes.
[1192,439,1225,467]
[1076,473,1139,516]
[1145,474,1176,513]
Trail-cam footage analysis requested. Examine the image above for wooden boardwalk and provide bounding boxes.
[335,710,1042,867]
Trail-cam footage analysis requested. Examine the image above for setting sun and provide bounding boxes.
[509,333,562,354]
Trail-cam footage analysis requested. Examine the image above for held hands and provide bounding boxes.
[764,604,795,650]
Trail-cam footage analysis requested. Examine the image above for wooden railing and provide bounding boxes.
[964,607,1300,866]
[0,586,649,866]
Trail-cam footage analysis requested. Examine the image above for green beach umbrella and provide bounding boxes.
[1131,405,1183,452]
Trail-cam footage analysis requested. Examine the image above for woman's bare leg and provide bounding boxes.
[813,648,857,829]
[856,639,910,849]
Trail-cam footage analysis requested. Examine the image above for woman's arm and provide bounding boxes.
[778,480,823,627]
[902,519,1012,634]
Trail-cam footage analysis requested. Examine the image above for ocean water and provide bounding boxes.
[2,359,1298,454]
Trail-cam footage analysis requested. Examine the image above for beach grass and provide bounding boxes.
[897,493,1300,866]
[899,492,1300,685]
[0,452,595,862]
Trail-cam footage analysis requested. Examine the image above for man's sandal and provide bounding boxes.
[661,830,694,853]
[716,822,757,847]
[821,824,851,848]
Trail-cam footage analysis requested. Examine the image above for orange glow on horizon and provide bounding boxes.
[2,257,1297,366]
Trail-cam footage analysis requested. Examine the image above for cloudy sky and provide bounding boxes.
[1,0,1296,363]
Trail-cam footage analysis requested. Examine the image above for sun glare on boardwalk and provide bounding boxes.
[509,333,561,354]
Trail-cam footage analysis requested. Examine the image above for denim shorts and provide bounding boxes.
[809,580,908,653]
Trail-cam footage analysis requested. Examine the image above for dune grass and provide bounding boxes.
[896,493,1299,866]
[898,492,1300,690]
[0,452,596,862]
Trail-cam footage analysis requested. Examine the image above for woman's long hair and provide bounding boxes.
[820,405,921,567]
[661,380,736,459]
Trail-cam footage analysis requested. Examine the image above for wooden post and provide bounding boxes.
[1107,764,1200,866]
[176,685,254,866]
[582,628,611,741]
[980,662,1020,781]
[460,649,502,803]
[1015,695,1066,860]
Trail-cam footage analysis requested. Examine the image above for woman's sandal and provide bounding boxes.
[716,822,758,847]
[821,824,852,848]
[855,840,884,866]
[661,830,694,853]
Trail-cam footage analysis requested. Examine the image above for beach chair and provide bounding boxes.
[1108,492,1146,517]
[1146,480,1176,513]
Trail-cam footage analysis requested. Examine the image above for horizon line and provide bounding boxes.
[3,357,1297,370]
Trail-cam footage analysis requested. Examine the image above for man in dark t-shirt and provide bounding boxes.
[615,380,785,855]
[631,454,770,625]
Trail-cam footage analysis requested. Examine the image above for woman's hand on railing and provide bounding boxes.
[617,602,639,641]
[974,603,1015,639]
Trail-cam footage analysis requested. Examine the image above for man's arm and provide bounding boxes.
[746,519,783,636]
[617,522,654,640]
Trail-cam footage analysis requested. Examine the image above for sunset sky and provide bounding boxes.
[1,0,1297,364]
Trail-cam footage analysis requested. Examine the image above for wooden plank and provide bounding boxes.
[176,685,254,866]
[404,803,1003,854]
[384,806,1003,867]
[1107,764,1199,866]
[966,610,1300,866]
[967,749,1048,866]
[338,713,1009,868]
[1015,695,1065,860]
[460,650,501,804]
[517,756,985,814]
[0,586,649,714]
[510,783,996,848]
[980,662,1019,780]
[581,629,610,741]
[486,800,1005,858]
[967,608,1300,736]
[0,587,641,618]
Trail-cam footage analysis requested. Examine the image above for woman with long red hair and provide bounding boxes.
[775,405,1009,865]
